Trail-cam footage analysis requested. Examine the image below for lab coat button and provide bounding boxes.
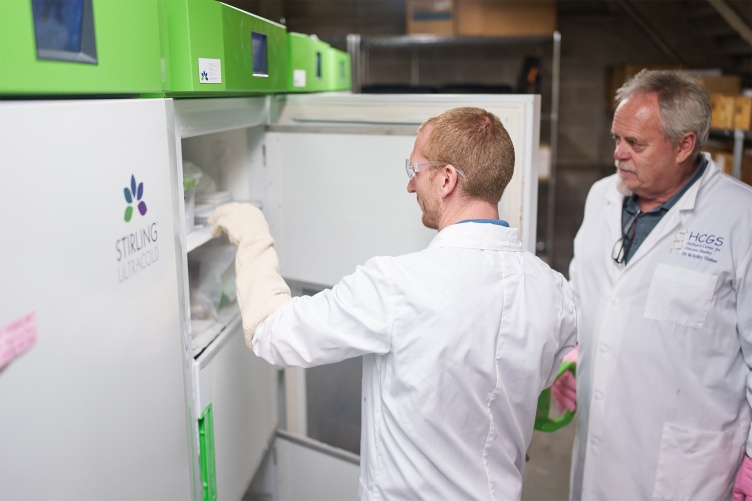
[612,297,620,305]
[598,345,608,354]
[594,391,603,400]
[590,437,599,445]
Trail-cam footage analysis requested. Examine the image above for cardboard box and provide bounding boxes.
[733,97,752,130]
[455,0,556,37]
[711,93,736,129]
[538,143,551,180]
[744,149,752,186]
[407,0,455,36]
[606,64,682,109]
[605,67,743,111]
[707,149,736,175]
[705,147,752,185]
[696,75,742,96]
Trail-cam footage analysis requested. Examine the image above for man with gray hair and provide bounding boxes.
[554,69,752,499]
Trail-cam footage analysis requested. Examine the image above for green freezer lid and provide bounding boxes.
[160,0,287,96]
[286,32,332,93]
[159,0,224,95]
[221,3,287,94]
[0,0,163,96]
[326,47,352,92]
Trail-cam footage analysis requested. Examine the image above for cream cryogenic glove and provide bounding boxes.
[209,203,291,348]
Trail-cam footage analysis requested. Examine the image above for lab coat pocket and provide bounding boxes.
[652,423,741,501]
[643,264,717,329]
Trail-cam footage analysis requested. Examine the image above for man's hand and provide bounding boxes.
[734,455,752,501]
[552,346,578,413]
[210,203,291,345]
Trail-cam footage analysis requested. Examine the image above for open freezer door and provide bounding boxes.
[266,93,540,289]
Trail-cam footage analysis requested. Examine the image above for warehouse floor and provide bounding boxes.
[523,422,576,500]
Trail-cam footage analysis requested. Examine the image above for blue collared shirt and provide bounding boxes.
[457,219,509,227]
[621,155,707,264]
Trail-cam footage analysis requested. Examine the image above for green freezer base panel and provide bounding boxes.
[159,0,287,97]
[0,0,163,96]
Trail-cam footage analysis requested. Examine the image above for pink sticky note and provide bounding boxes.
[0,312,37,370]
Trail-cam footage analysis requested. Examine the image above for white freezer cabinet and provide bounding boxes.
[0,92,540,499]
[0,98,280,501]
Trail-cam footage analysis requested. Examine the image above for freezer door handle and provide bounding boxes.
[198,403,217,501]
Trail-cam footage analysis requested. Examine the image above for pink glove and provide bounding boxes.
[734,455,752,501]
[551,345,578,413]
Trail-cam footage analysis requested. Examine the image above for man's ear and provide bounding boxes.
[439,164,459,197]
[675,132,696,164]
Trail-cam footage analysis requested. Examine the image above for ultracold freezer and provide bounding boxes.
[159,0,287,97]
[327,47,353,91]
[286,32,333,93]
[0,92,540,500]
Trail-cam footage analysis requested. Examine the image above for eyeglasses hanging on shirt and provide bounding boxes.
[612,210,642,265]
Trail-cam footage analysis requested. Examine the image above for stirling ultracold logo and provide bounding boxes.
[116,174,159,284]
[123,175,148,222]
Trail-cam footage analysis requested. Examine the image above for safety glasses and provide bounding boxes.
[611,211,642,264]
[405,159,468,180]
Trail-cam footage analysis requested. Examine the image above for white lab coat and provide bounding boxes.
[254,221,577,500]
[569,156,752,501]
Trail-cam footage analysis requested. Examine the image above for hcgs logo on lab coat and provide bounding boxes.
[671,227,725,264]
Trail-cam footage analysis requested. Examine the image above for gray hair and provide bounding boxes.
[615,69,711,156]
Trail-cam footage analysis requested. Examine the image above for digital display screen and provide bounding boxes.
[251,31,268,76]
[32,0,97,63]
[33,0,83,52]
[316,52,322,80]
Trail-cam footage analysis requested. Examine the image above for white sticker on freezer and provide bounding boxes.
[198,58,222,84]
[293,69,307,88]
[0,311,37,370]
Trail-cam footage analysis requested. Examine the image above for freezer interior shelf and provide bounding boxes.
[191,304,241,358]
[187,225,214,253]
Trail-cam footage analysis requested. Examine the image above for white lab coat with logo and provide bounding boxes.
[254,222,577,500]
[569,155,752,501]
